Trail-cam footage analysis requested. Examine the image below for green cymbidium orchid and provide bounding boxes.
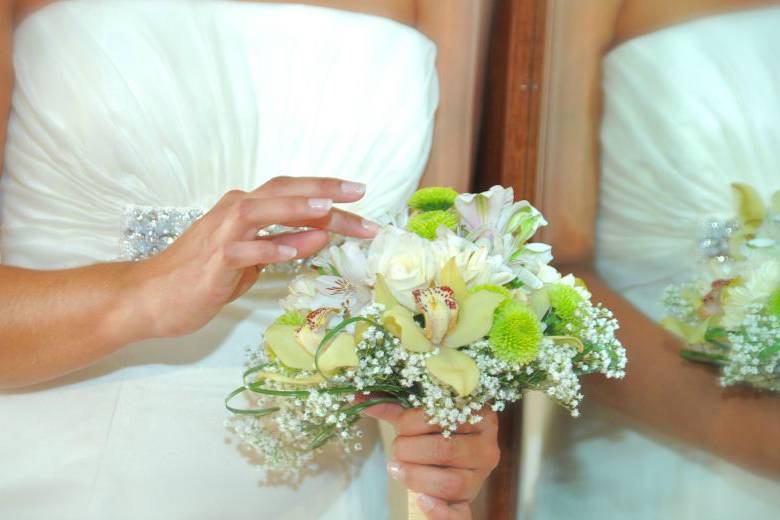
[660,316,711,345]
[378,262,505,396]
[732,183,767,234]
[263,308,359,377]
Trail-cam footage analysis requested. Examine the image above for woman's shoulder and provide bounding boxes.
[612,0,776,49]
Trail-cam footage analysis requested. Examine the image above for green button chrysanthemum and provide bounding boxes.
[407,210,459,240]
[407,187,459,211]
[273,310,307,326]
[489,300,542,364]
[547,284,584,333]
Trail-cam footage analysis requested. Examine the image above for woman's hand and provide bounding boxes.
[364,403,500,520]
[130,176,379,338]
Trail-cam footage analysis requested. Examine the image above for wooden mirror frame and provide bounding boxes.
[474,1,548,518]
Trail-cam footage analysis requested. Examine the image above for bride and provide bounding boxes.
[0,1,498,519]
[527,0,780,518]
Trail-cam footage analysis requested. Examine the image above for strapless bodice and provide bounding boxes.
[0,3,437,518]
[528,7,780,520]
[0,0,437,269]
[597,6,780,318]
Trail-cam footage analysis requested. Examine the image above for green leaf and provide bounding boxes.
[680,348,728,366]
[224,386,281,416]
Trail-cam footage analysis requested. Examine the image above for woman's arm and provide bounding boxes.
[415,0,493,192]
[569,263,780,475]
[0,178,377,389]
[538,0,780,475]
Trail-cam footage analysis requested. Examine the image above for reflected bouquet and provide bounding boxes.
[663,184,780,392]
[227,186,626,476]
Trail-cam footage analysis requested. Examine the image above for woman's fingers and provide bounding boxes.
[363,405,494,436]
[218,196,379,241]
[393,432,500,470]
[222,196,334,239]
[220,240,298,269]
[264,230,330,259]
[287,207,380,239]
[416,495,472,520]
[254,176,366,203]
[388,462,483,502]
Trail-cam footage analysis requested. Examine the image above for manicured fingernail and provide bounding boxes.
[277,245,297,259]
[341,181,366,195]
[308,198,333,211]
[417,494,435,512]
[386,461,403,481]
[361,219,380,235]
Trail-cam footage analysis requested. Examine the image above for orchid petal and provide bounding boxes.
[264,324,316,370]
[732,183,766,232]
[426,348,480,396]
[660,316,711,344]
[529,290,551,320]
[296,325,324,356]
[436,257,467,304]
[318,333,359,372]
[383,305,433,352]
[443,290,506,348]
[772,189,780,214]
[374,273,400,309]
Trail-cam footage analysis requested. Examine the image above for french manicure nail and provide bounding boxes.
[341,181,366,195]
[361,219,380,235]
[417,494,435,512]
[308,198,333,211]
[386,461,403,481]
[277,245,297,259]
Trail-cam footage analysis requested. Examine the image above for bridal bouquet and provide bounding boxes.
[662,183,780,392]
[227,186,626,476]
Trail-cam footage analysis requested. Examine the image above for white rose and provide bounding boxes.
[367,227,438,309]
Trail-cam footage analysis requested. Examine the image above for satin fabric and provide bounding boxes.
[0,1,438,518]
[526,7,780,520]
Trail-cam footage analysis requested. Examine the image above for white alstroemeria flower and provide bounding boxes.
[503,201,548,244]
[367,226,439,310]
[281,273,371,314]
[503,242,554,290]
[455,185,515,234]
[323,240,372,287]
[455,187,548,260]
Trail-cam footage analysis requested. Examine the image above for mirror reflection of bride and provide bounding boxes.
[0,1,496,519]
[524,0,780,518]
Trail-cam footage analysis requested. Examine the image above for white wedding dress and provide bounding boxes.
[0,1,437,519]
[525,7,780,520]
